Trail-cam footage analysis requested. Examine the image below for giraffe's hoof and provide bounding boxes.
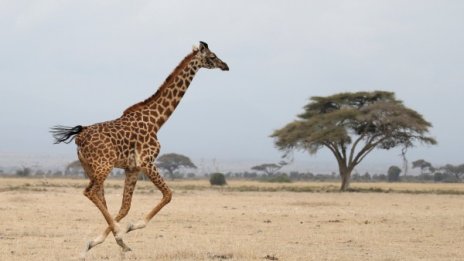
[79,241,93,260]
[115,237,131,252]
[127,220,146,233]
[85,240,93,251]
[126,223,134,233]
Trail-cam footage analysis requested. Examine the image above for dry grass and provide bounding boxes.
[2,178,463,194]
[0,177,463,260]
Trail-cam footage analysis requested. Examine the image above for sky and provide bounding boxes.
[1,1,463,173]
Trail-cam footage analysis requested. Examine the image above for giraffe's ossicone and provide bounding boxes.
[51,41,228,255]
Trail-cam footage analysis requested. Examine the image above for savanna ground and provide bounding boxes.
[0,178,463,260]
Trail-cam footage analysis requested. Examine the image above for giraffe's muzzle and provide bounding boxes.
[220,62,229,71]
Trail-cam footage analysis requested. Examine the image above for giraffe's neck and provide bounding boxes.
[122,51,200,131]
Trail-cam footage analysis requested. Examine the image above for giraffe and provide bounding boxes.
[51,41,229,255]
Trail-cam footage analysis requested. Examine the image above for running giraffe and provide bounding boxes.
[51,41,229,255]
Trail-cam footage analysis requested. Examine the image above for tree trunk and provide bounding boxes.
[339,164,353,191]
[340,172,350,191]
[168,170,175,180]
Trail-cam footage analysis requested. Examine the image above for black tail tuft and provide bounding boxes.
[50,125,83,144]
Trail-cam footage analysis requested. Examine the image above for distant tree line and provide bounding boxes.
[410,159,464,183]
[3,157,462,184]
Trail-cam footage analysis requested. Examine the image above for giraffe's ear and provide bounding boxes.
[199,41,209,52]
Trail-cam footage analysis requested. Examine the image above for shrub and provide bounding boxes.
[16,167,31,177]
[387,166,401,182]
[267,174,292,183]
[209,173,227,186]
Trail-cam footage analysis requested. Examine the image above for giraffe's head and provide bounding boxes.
[194,41,229,71]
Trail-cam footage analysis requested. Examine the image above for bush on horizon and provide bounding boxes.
[210,173,227,186]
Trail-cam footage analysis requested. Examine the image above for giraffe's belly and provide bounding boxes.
[112,141,141,171]
[113,138,160,171]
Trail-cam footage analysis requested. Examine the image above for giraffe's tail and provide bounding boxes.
[50,125,84,144]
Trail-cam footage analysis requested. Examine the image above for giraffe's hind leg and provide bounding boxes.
[79,159,113,253]
[79,156,109,209]
[126,163,172,233]
[86,170,139,251]
[81,164,131,254]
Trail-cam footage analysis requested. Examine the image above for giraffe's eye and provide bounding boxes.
[209,54,216,59]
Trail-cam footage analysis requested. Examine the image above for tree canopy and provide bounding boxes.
[439,164,464,181]
[156,153,197,179]
[65,160,84,176]
[412,159,435,174]
[271,91,436,191]
[251,161,287,176]
[387,165,402,182]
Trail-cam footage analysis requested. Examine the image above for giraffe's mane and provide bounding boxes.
[122,50,199,116]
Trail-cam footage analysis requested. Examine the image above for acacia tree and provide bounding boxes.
[156,153,197,180]
[65,160,84,176]
[271,91,436,191]
[251,161,287,176]
[412,159,435,175]
[440,164,464,182]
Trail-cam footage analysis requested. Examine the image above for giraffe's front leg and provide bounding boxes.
[127,163,172,233]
